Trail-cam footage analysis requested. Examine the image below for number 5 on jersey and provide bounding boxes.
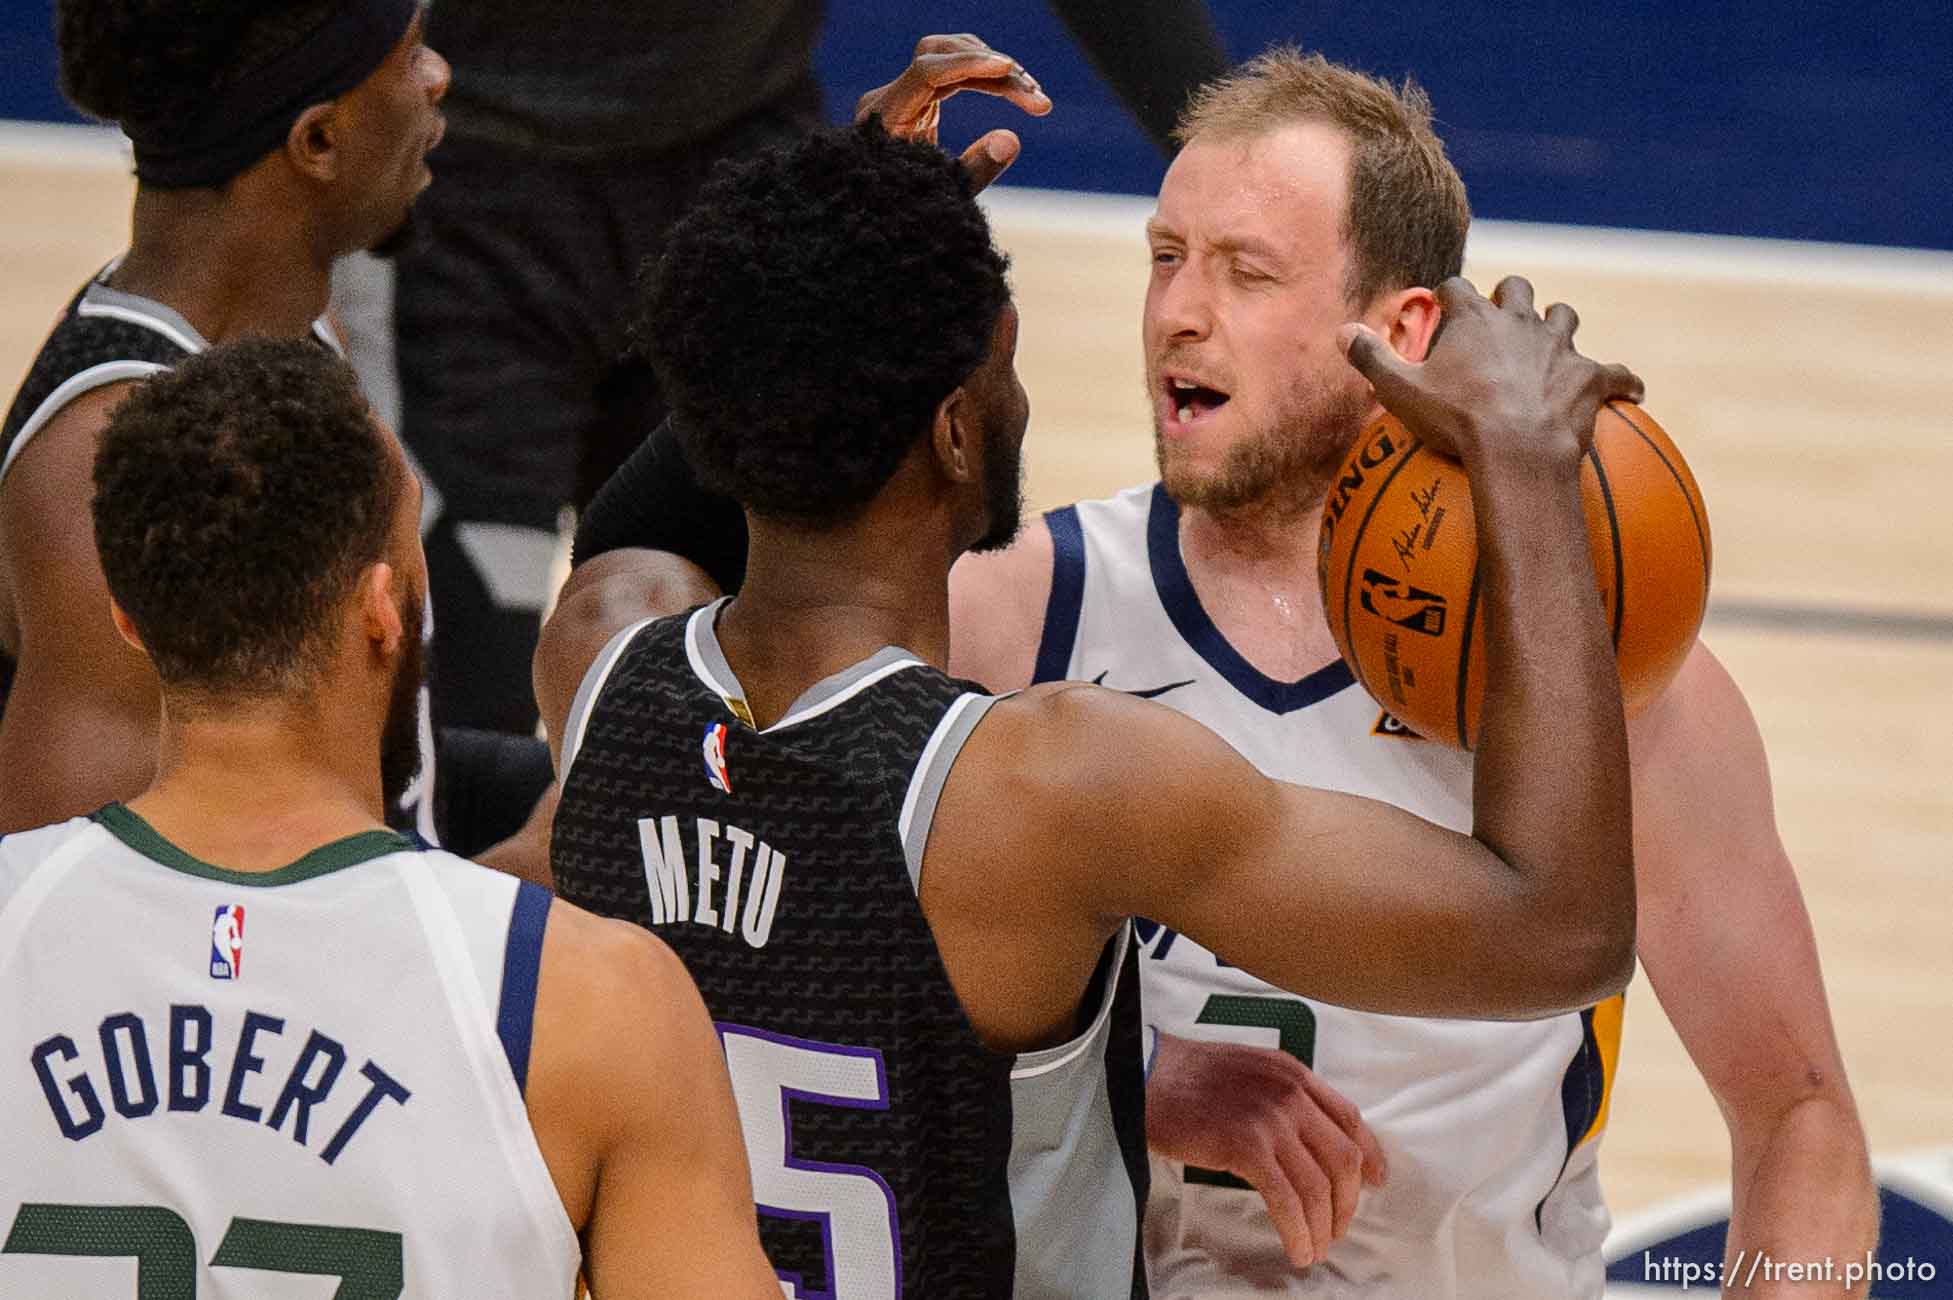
[719,1025,901,1299]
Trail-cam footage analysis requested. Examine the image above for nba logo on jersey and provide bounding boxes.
[701,722,733,794]
[210,904,245,979]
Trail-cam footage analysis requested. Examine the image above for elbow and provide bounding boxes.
[1552,896,1638,1009]
[1509,880,1637,1016]
[1582,924,1640,1004]
[1539,834,1639,1008]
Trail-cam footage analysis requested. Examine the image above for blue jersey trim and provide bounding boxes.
[1144,483,1355,714]
[1537,1004,1607,1230]
[497,881,551,1097]
[1031,505,1087,684]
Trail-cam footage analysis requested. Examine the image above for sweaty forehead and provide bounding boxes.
[1153,122,1352,251]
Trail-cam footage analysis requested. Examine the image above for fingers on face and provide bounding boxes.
[1432,275,1483,316]
[1337,324,1386,374]
[1339,326,1414,408]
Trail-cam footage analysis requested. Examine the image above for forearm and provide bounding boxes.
[473,783,559,892]
[1045,0,1229,154]
[1725,1094,1878,1296]
[1467,452,1634,973]
[573,416,748,590]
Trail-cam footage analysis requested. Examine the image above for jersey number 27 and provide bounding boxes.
[3,1203,401,1297]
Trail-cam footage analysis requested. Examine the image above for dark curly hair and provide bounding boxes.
[55,0,337,127]
[639,121,1012,525]
[92,339,402,701]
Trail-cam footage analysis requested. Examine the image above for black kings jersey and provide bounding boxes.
[1,269,199,709]
[0,266,436,841]
[551,599,1149,1300]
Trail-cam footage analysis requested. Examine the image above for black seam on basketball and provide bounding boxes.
[1339,436,1424,710]
[1586,446,1626,652]
[1605,402,1709,599]
[1455,564,1482,750]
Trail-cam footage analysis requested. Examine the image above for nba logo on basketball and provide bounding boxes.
[701,722,733,794]
[210,905,245,980]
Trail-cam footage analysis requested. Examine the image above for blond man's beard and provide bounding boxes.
[1155,379,1372,518]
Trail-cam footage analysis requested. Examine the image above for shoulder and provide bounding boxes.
[0,816,112,903]
[1626,639,1786,877]
[2,376,154,558]
[954,681,1244,832]
[948,514,1057,690]
[537,902,702,1043]
[1628,640,1756,767]
[536,554,715,759]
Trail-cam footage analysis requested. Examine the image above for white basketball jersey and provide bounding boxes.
[0,807,578,1298]
[1037,484,1622,1300]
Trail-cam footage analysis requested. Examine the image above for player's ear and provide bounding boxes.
[287,101,342,183]
[931,385,978,486]
[108,600,146,655]
[358,562,406,656]
[1373,286,1442,363]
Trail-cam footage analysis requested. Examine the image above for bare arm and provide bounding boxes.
[473,781,559,891]
[1043,0,1229,155]
[1629,645,1877,1294]
[960,683,1632,1023]
[527,902,781,1299]
[0,384,159,833]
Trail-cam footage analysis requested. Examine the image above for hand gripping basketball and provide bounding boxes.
[1338,276,1644,472]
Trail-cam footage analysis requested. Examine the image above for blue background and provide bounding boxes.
[6,1,1947,250]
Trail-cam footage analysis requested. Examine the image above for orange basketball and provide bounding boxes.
[1317,401,1711,749]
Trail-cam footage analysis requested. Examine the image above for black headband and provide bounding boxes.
[127,0,420,190]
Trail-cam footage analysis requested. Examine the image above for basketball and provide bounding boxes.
[1317,401,1711,749]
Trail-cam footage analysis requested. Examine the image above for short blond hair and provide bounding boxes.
[1176,46,1470,307]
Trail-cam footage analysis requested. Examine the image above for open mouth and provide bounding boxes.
[1165,375,1232,426]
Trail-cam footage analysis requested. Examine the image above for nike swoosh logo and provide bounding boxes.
[1091,671,1197,700]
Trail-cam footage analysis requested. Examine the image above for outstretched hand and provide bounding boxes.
[854,33,1053,191]
[1339,276,1644,469]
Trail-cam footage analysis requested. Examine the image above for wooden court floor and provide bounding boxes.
[4,127,1948,1237]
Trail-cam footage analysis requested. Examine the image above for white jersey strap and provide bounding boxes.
[897,692,998,890]
[0,360,168,489]
[396,862,579,1265]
